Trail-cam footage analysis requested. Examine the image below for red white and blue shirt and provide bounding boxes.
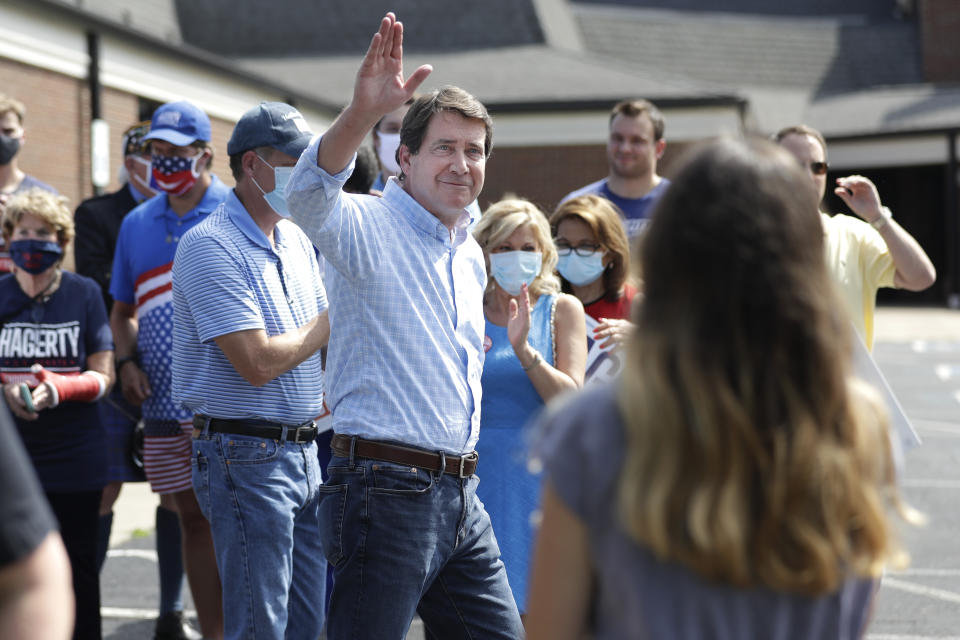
[110,176,230,422]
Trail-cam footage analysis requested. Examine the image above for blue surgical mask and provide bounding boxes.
[557,251,606,286]
[9,239,63,274]
[489,251,542,296]
[252,155,293,218]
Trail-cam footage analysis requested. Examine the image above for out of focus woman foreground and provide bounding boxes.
[526,138,913,640]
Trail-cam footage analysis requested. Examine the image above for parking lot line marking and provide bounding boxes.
[882,577,960,605]
[935,364,960,381]
[913,340,960,354]
[889,568,960,577]
[101,606,197,620]
[106,549,157,561]
[101,606,158,620]
[869,636,960,639]
[902,479,960,489]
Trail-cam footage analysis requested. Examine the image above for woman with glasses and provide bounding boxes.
[550,195,636,381]
[1,188,114,640]
[471,198,586,617]
[526,138,914,639]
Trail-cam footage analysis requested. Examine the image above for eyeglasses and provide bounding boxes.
[555,243,601,257]
[809,161,829,176]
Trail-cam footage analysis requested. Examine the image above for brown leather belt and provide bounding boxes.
[330,433,479,478]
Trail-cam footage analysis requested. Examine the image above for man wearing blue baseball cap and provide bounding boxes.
[110,100,229,640]
[172,102,330,639]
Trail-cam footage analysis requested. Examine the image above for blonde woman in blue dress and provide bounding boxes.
[472,198,586,617]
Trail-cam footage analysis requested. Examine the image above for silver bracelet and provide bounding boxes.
[522,350,543,372]
[870,206,893,230]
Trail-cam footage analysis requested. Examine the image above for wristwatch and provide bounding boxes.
[870,206,893,230]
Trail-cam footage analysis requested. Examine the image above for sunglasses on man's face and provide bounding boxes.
[809,161,829,176]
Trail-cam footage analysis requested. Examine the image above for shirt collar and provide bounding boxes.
[152,175,226,221]
[127,182,149,204]
[382,177,471,244]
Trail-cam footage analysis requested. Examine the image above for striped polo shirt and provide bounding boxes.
[171,190,326,424]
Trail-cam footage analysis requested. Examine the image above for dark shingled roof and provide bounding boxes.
[240,44,731,108]
[573,5,923,96]
[571,0,906,21]
[174,0,544,57]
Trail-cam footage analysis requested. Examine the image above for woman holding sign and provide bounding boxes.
[0,188,114,640]
[472,198,586,616]
[550,195,636,382]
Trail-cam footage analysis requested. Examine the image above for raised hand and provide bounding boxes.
[835,175,883,222]
[352,13,432,123]
[314,13,433,176]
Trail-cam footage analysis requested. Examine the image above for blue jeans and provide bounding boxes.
[192,428,326,640]
[319,449,523,640]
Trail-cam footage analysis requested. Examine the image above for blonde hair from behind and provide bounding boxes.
[473,198,560,298]
[618,136,913,596]
[2,188,74,247]
[549,194,632,302]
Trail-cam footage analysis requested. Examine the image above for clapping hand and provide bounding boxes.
[592,318,634,350]
[507,283,533,354]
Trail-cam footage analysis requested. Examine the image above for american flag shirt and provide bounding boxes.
[110,175,230,422]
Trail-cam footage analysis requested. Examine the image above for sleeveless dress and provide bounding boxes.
[476,293,556,613]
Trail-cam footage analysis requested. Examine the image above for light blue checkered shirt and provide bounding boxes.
[287,136,485,455]
[171,190,327,424]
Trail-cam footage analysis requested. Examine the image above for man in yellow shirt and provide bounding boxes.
[776,125,936,349]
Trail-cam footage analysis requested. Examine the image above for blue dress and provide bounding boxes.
[477,293,556,613]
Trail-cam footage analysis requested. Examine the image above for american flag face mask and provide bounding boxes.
[151,152,202,196]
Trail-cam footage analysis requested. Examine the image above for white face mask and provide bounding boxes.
[251,154,293,218]
[489,251,542,296]
[129,156,158,198]
[376,131,401,175]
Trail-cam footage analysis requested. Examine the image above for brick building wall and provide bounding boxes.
[919,0,960,83]
[2,57,84,205]
[2,56,236,206]
[2,56,239,271]
[480,141,690,216]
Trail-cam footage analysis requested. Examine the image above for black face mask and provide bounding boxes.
[0,134,21,165]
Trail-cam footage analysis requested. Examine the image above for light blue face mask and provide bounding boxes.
[253,154,293,218]
[557,251,606,286]
[489,250,542,296]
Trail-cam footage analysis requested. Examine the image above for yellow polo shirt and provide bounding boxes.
[821,212,896,350]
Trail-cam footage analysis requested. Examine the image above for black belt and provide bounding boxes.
[193,415,318,444]
[330,433,478,478]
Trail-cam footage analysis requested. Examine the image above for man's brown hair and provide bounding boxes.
[610,99,665,141]
[774,124,827,157]
[397,86,493,179]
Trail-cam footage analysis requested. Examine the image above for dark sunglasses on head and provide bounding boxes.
[810,161,829,176]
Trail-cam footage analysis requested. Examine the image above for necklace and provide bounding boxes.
[31,269,61,303]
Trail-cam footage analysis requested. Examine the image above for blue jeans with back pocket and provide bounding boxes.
[318,449,523,639]
[192,430,326,640]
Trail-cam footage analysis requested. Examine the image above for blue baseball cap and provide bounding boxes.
[143,101,212,146]
[227,102,313,159]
